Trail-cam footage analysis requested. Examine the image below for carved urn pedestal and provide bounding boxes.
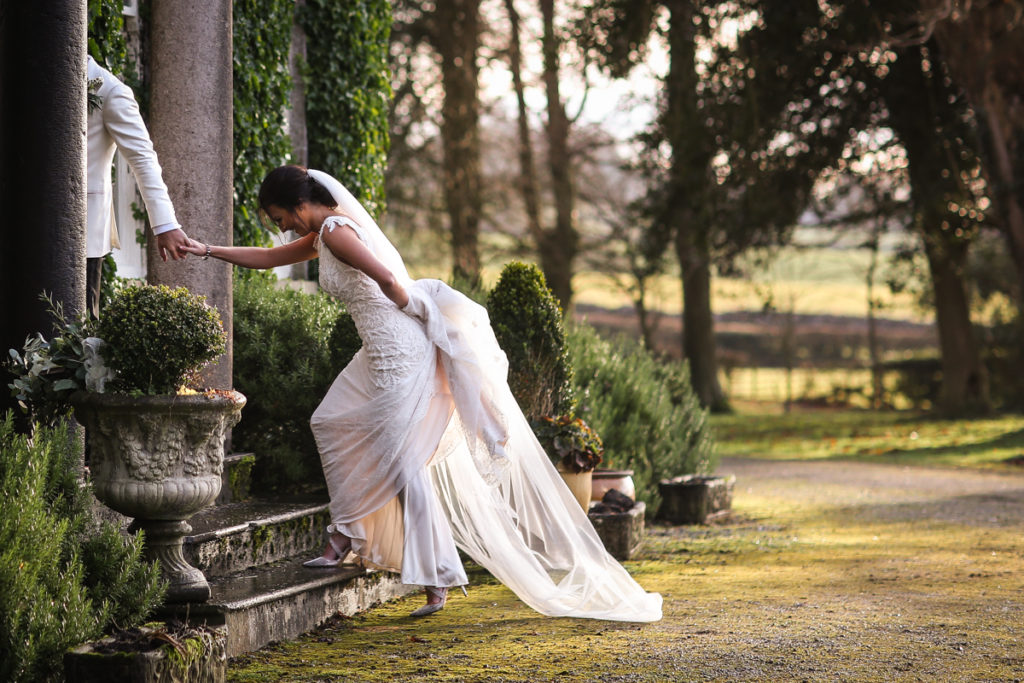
[72,390,246,602]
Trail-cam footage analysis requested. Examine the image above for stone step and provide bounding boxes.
[159,557,417,657]
[215,452,257,505]
[183,494,331,578]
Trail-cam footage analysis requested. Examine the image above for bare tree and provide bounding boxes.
[391,0,485,284]
[502,0,580,308]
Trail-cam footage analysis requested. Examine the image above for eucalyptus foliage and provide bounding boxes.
[6,297,113,428]
[300,0,392,217]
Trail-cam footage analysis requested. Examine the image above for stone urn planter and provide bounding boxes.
[657,474,735,524]
[72,390,246,602]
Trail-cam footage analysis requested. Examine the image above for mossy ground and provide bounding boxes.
[229,413,1024,682]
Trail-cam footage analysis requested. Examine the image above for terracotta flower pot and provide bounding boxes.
[556,464,593,512]
[72,390,245,602]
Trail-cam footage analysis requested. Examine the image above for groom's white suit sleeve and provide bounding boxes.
[86,57,182,258]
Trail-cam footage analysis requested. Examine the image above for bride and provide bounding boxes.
[183,165,662,622]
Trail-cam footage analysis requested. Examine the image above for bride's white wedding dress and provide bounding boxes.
[307,170,662,622]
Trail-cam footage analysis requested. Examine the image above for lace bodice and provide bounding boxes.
[316,216,430,388]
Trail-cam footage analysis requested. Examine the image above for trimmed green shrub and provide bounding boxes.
[96,284,227,395]
[487,262,576,422]
[0,414,164,682]
[232,275,361,490]
[567,323,715,512]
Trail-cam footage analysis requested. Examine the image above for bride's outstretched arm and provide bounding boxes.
[180,233,319,269]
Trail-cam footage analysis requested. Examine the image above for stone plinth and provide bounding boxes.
[588,501,645,561]
[658,474,735,524]
[64,624,226,683]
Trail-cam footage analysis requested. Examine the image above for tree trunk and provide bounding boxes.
[676,232,729,412]
[538,0,577,310]
[978,81,1024,304]
[504,0,542,244]
[866,227,884,409]
[882,40,989,415]
[663,0,728,412]
[922,233,989,415]
[434,0,482,285]
[931,8,1024,303]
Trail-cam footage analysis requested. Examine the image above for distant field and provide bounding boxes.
[572,245,929,323]
[719,366,934,410]
[400,234,930,323]
[711,403,1024,470]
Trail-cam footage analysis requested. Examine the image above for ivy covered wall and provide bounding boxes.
[301,0,392,219]
[233,0,295,247]
[90,0,392,248]
[87,0,130,77]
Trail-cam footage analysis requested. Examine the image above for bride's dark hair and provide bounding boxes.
[257,165,337,227]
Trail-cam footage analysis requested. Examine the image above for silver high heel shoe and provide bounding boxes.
[410,585,468,617]
[302,534,350,568]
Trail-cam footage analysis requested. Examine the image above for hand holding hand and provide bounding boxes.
[179,238,209,258]
[156,228,191,262]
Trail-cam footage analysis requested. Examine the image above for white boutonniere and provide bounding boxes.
[87,77,103,114]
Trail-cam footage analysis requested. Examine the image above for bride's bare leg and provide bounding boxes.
[324,531,351,560]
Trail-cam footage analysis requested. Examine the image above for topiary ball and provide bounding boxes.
[487,261,576,421]
[96,284,227,394]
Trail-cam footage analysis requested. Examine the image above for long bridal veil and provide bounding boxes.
[308,169,662,622]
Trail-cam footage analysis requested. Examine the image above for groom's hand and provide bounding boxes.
[156,229,190,262]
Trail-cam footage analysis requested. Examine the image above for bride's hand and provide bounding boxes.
[179,238,209,257]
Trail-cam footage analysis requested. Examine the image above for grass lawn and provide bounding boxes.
[228,432,1024,681]
[711,402,1024,470]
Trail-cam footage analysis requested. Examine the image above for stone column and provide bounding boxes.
[147,0,233,391]
[0,0,87,418]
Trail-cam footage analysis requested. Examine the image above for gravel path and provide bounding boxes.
[718,456,1024,528]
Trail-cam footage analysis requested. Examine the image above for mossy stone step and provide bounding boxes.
[158,557,417,657]
[183,495,331,578]
[216,452,257,505]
